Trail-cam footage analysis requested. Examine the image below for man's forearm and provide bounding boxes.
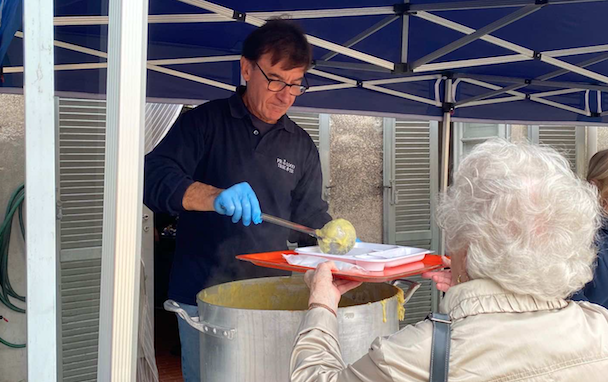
[182,181,223,211]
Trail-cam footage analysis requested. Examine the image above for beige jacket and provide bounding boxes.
[290,279,608,381]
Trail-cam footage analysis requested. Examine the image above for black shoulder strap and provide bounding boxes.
[428,312,452,382]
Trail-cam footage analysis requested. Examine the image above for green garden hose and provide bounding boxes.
[0,184,26,348]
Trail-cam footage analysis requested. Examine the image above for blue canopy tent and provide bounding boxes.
[2,0,608,124]
[4,1,608,380]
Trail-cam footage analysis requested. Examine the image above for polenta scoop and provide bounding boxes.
[315,218,357,255]
[261,214,356,255]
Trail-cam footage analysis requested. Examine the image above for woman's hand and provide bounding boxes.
[304,261,362,312]
[421,256,453,292]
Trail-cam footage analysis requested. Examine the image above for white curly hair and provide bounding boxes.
[438,139,602,300]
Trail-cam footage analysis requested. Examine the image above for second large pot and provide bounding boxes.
[165,276,419,382]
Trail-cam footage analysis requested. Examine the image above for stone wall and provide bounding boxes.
[0,94,27,382]
[327,115,384,243]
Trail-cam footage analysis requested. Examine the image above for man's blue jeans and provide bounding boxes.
[176,303,201,382]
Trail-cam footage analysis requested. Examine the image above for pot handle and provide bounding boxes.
[164,300,236,340]
[390,279,421,305]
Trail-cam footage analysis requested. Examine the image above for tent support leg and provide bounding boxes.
[439,79,453,256]
[97,0,150,380]
[24,0,59,380]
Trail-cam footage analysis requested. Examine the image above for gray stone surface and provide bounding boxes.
[510,125,528,143]
[328,115,383,243]
[597,126,608,152]
[0,94,27,381]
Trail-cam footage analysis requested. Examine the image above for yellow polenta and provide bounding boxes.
[316,218,357,255]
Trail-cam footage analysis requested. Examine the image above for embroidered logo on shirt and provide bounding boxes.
[277,158,296,174]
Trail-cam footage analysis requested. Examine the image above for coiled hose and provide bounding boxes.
[0,184,26,348]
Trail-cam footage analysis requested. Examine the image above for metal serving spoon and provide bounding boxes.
[261,213,352,255]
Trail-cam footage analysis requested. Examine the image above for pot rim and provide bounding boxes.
[196,276,402,313]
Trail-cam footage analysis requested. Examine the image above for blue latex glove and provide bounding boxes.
[213,182,262,226]
[356,238,362,243]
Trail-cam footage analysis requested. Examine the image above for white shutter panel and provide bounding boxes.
[537,125,578,171]
[60,259,102,382]
[59,99,106,258]
[288,112,320,147]
[57,98,179,381]
[145,103,182,154]
[529,125,587,176]
[453,123,507,168]
[57,98,106,381]
[287,112,331,200]
[384,119,440,326]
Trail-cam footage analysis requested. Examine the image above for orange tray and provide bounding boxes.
[236,250,445,283]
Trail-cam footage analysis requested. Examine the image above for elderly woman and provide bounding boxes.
[290,140,608,381]
[572,149,608,308]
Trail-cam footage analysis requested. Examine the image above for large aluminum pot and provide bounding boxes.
[164,276,419,382]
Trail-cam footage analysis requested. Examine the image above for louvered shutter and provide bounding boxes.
[57,98,181,381]
[532,125,585,175]
[57,98,106,381]
[453,123,507,168]
[288,112,320,147]
[384,119,440,326]
[287,112,331,200]
[60,259,102,382]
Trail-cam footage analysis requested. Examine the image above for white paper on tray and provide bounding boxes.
[282,254,369,274]
[294,242,432,271]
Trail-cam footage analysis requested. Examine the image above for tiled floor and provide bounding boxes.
[155,308,183,382]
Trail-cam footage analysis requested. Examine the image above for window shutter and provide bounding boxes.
[57,98,181,381]
[57,98,106,381]
[384,119,440,326]
[287,112,331,200]
[288,112,320,147]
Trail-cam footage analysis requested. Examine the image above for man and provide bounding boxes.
[144,19,331,381]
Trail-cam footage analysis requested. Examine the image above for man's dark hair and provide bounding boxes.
[242,19,312,70]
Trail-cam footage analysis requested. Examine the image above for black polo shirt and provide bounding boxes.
[144,87,332,305]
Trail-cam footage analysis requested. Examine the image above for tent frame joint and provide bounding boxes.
[232,10,246,22]
[535,0,549,5]
[533,51,542,60]
[591,111,601,118]
[442,102,455,113]
[393,3,414,16]
[393,62,410,74]
[356,79,364,88]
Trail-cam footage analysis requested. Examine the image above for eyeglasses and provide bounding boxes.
[255,62,309,96]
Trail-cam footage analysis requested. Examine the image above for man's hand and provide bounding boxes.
[213,182,262,226]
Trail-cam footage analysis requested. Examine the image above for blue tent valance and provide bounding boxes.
[2,0,608,123]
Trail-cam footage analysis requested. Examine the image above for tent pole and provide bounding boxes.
[457,96,525,108]
[313,60,392,73]
[439,79,453,256]
[456,77,592,115]
[96,0,149,379]
[415,11,608,85]
[401,0,410,63]
[407,0,606,12]
[410,4,542,70]
[455,84,526,106]
[322,15,399,61]
[308,84,357,92]
[367,74,443,85]
[23,0,58,380]
[455,73,608,92]
[179,0,396,70]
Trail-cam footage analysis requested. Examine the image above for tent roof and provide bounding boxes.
[2,0,608,123]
